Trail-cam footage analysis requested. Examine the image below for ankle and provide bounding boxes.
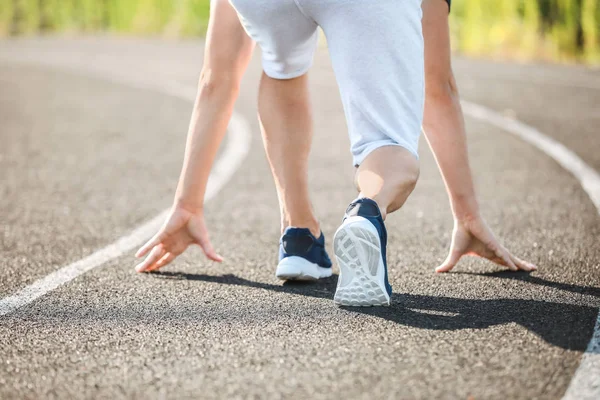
[281,219,321,238]
[355,195,388,220]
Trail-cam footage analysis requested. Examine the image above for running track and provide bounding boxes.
[1,38,599,399]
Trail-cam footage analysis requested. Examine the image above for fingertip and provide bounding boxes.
[204,249,223,262]
[527,263,538,271]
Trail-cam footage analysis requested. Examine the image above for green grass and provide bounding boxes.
[450,0,600,64]
[0,0,598,65]
[0,0,211,36]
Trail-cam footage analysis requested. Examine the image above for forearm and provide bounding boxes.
[172,0,254,212]
[174,73,240,212]
[423,80,479,220]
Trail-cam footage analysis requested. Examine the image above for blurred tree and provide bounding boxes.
[0,0,15,35]
[12,0,41,34]
[167,0,210,36]
[1,0,598,65]
[582,0,599,62]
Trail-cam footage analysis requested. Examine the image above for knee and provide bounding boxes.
[381,153,419,213]
[393,156,420,193]
[379,150,420,196]
[355,146,419,215]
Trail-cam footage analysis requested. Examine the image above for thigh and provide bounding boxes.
[314,0,425,165]
[229,0,319,79]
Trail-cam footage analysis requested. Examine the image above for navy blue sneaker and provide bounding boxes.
[333,198,391,306]
[276,227,333,281]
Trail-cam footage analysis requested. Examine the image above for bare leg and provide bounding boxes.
[354,146,420,220]
[258,72,320,237]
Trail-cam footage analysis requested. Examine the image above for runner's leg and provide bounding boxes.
[313,0,425,218]
[258,72,320,237]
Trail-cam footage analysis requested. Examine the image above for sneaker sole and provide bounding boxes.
[333,217,390,306]
[276,256,333,281]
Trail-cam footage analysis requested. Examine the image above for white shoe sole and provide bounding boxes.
[333,216,390,306]
[275,256,333,281]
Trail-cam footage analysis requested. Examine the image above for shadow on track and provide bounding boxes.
[151,271,598,351]
[456,270,600,298]
[152,271,338,300]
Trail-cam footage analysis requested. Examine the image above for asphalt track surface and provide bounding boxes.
[1,38,599,400]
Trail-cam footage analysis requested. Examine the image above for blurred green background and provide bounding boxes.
[0,0,598,64]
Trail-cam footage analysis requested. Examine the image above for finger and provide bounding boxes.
[511,254,538,271]
[436,250,462,273]
[135,232,166,258]
[495,248,518,271]
[135,245,165,272]
[147,252,176,272]
[135,245,165,273]
[197,240,223,262]
[189,225,223,262]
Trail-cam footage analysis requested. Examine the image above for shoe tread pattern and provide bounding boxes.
[334,224,389,306]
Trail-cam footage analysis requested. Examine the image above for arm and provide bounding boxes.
[421,0,536,273]
[135,0,254,272]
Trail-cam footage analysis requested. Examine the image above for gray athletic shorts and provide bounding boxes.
[229,0,425,165]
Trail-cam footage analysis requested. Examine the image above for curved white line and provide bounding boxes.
[1,47,598,398]
[461,100,600,400]
[0,77,252,317]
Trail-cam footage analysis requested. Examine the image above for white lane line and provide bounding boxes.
[0,80,252,317]
[1,49,598,397]
[461,100,600,400]
[462,101,600,211]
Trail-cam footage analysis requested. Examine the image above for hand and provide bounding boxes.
[134,205,223,273]
[436,216,537,273]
